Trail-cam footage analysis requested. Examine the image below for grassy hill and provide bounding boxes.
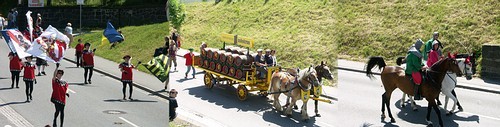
[74,0,338,84]
[335,0,499,67]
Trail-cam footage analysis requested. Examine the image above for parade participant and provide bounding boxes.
[51,63,69,127]
[65,23,73,47]
[264,49,273,66]
[74,39,84,67]
[162,36,170,55]
[200,41,207,51]
[36,13,42,27]
[184,48,196,79]
[254,49,267,79]
[426,40,441,67]
[81,43,95,84]
[36,56,48,76]
[22,56,36,102]
[0,14,5,32]
[271,49,278,66]
[405,39,427,100]
[423,32,442,61]
[9,52,22,88]
[119,55,135,100]
[169,89,178,121]
[110,31,125,49]
[167,40,178,71]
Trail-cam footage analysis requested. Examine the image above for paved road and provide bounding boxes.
[336,69,500,127]
[0,39,168,126]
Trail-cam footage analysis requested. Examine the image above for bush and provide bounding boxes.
[167,0,186,31]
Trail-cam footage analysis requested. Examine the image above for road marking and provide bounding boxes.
[318,121,335,127]
[0,99,33,127]
[461,112,500,121]
[67,88,76,93]
[118,117,140,127]
[177,108,227,127]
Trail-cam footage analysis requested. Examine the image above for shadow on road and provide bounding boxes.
[262,110,320,127]
[0,77,9,80]
[65,67,80,69]
[0,101,28,107]
[0,87,14,91]
[103,99,158,103]
[68,82,86,86]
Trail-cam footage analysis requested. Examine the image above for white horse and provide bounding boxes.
[397,57,473,115]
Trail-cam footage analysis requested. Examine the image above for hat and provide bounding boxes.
[433,32,439,36]
[265,49,271,52]
[257,49,263,52]
[37,13,41,16]
[188,48,194,51]
[67,23,72,26]
[123,55,131,59]
[432,40,439,46]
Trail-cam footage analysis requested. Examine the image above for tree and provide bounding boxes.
[167,0,186,31]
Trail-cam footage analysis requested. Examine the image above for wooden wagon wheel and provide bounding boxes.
[204,73,214,89]
[237,85,248,101]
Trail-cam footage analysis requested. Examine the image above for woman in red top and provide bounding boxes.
[8,52,22,88]
[426,40,441,67]
[81,43,95,84]
[74,39,84,67]
[22,56,36,102]
[51,63,69,127]
[119,55,135,100]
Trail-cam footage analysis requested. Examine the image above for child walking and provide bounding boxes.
[183,48,195,79]
[119,55,135,100]
[8,52,22,88]
[51,63,69,127]
[82,43,95,84]
[75,39,84,67]
[22,56,36,102]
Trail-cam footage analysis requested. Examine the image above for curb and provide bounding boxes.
[62,58,170,99]
[335,66,500,94]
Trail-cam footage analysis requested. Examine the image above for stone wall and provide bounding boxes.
[15,6,167,31]
[481,43,500,79]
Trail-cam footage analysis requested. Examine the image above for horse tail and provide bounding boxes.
[396,56,406,66]
[366,56,386,78]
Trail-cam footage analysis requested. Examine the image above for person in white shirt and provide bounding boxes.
[65,23,74,47]
[271,49,278,66]
[0,14,4,38]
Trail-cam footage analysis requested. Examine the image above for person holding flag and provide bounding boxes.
[9,52,22,88]
[102,21,124,49]
[119,55,135,100]
[82,43,95,84]
[51,63,69,127]
[22,56,36,102]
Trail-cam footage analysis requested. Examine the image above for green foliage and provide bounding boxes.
[168,0,187,31]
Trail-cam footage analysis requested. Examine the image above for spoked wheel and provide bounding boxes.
[204,73,214,89]
[237,85,248,101]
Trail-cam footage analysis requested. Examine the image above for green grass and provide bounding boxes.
[75,0,338,85]
[335,0,499,66]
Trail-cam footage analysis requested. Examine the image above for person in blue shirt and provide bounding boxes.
[255,49,267,79]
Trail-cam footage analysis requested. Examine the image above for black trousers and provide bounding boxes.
[122,82,133,99]
[53,102,65,127]
[84,67,93,82]
[24,80,34,99]
[11,71,20,87]
[76,54,82,67]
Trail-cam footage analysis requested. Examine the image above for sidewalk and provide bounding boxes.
[337,59,500,94]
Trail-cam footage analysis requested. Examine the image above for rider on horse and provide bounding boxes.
[423,32,443,61]
[405,39,427,100]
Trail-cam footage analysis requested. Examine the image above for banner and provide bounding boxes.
[28,0,44,7]
[26,25,70,63]
[103,21,123,44]
[26,11,33,42]
[142,54,170,82]
[1,29,33,58]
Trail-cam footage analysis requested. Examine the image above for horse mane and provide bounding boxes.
[298,66,315,81]
[430,58,451,71]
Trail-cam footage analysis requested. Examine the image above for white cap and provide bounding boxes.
[257,49,263,52]
[67,23,72,26]
[432,40,439,46]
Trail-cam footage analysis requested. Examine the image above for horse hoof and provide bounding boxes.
[401,104,406,108]
[293,106,298,110]
[446,112,453,116]
[458,107,464,112]
[315,114,321,117]
[437,102,442,105]
[390,119,396,123]
[381,114,386,119]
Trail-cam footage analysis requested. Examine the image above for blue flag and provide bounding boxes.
[103,21,124,43]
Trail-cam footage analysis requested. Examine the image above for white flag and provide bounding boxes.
[1,29,33,58]
[26,11,33,42]
[27,25,70,63]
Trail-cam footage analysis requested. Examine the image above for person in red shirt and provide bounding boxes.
[81,43,95,84]
[22,56,36,102]
[426,40,442,67]
[8,52,22,88]
[51,63,69,127]
[74,39,84,67]
[119,55,135,100]
[184,48,195,79]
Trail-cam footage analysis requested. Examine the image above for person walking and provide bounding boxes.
[183,48,195,79]
[169,89,178,121]
[22,56,36,102]
[167,40,178,71]
[64,23,73,47]
[9,52,22,88]
[51,63,69,127]
[7,10,13,29]
[81,43,95,84]
[271,49,278,66]
[119,55,135,100]
[0,14,5,32]
[36,57,48,76]
[74,39,84,67]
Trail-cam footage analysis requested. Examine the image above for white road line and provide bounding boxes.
[0,99,33,127]
[118,117,140,127]
[67,89,76,93]
[461,112,500,121]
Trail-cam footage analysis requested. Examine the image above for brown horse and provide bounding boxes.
[269,66,320,121]
[310,61,335,117]
[365,57,462,127]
